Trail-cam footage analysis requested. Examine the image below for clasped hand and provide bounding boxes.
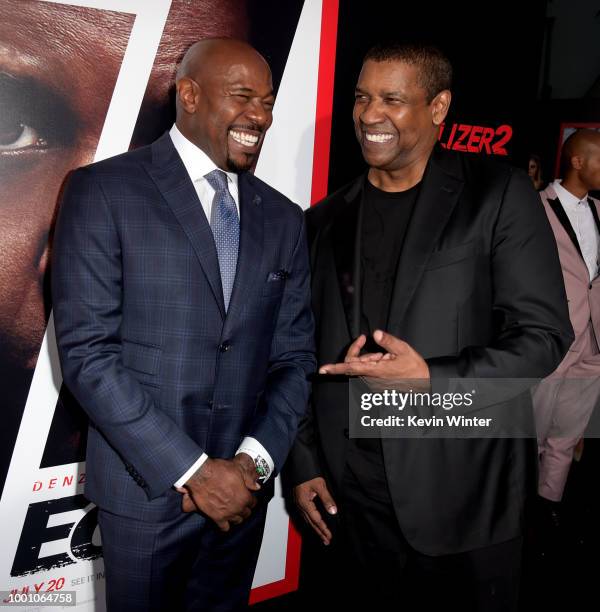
[176,454,259,531]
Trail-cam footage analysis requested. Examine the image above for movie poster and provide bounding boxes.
[0,1,334,608]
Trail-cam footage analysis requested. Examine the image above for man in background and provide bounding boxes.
[289,42,572,611]
[533,129,600,527]
[53,39,314,610]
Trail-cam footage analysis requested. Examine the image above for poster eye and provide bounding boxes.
[0,71,76,160]
[0,121,43,152]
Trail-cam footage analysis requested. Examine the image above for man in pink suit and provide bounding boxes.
[534,129,600,521]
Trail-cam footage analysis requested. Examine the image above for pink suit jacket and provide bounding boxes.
[534,185,600,500]
[540,184,600,375]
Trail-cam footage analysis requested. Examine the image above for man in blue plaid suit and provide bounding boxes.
[52,39,315,611]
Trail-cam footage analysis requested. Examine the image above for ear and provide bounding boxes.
[571,155,584,171]
[431,90,451,126]
[176,77,200,114]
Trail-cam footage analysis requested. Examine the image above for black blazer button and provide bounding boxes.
[219,341,231,352]
[343,428,349,439]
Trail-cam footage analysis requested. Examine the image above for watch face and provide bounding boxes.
[254,455,270,482]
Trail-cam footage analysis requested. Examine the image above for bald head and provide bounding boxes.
[174,38,274,172]
[176,38,269,89]
[561,129,600,197]
[562,129,600,168]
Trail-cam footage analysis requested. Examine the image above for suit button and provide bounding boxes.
[219,342,231,352]
[590,284,593,290]
[343,428,349,439]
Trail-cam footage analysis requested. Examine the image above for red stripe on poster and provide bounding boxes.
[310,0,340,205]
[248,521,302,604]
[249,0,339,604]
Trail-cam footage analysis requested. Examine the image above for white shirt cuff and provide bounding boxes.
[173,453,209,488]
[236,437,274,482]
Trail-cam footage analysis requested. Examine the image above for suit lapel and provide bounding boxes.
[332,177,363,339]
[387,149,463,335]
[145,133,225,318]
[547,196,584,260]
[223,172,264,331]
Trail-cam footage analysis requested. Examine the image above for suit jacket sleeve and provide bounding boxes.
[283,394,323,486]
[52,168,204,500]
[428,169,574,380]
[246,211,316,473]
[284,213,325,487]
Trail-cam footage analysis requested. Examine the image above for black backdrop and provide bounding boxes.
[327,0,599,192]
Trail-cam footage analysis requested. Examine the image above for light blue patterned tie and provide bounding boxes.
[205,169,239,311]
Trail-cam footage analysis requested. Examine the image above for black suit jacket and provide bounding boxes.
[288,147,573,555]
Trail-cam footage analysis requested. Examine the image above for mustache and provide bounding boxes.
[230,123,264,134]
[358,123,395,132]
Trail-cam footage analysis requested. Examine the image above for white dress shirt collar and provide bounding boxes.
[552,179,588,208]
[169,124,239,222]
[169,124,239,196]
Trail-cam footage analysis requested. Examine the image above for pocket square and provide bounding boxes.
[267,269,289,282]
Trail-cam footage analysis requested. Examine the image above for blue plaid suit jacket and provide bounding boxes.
[52,133,315,521]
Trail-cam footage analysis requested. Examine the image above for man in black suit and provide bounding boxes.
[288,42,573,611]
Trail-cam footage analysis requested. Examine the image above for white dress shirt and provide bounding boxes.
[169,124,274,487]
[552,180,600,281]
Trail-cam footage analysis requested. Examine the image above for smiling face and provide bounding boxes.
[353,59,450,184]
[176,42,274,172]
